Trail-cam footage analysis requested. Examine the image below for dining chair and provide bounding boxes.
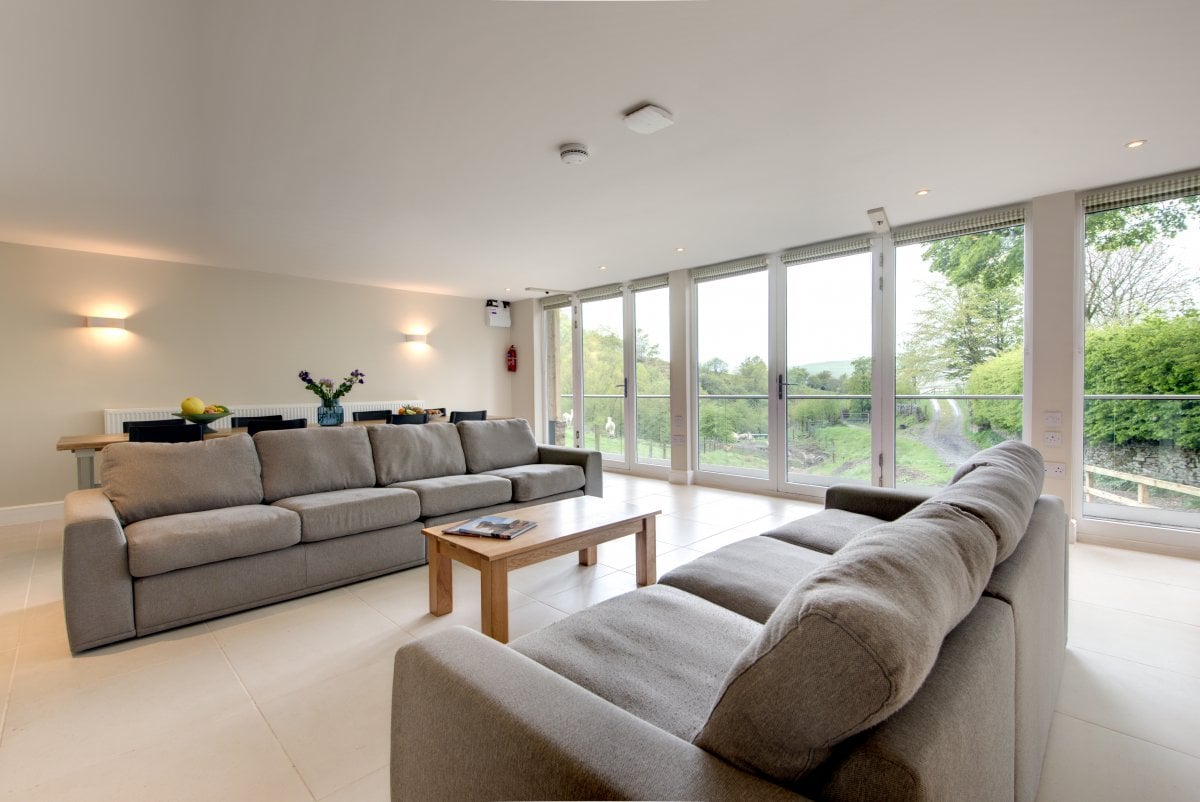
[128,425,204,443]
[390,413,429,425]
[247,418,308,436]
[352,410,392,421]
[230,414,284,428]
[448,410,487,423]
[122,419,186,433]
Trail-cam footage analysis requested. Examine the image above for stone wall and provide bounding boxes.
[1084,441,1200,487]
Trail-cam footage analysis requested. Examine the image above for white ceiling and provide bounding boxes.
[2,0,1197,300]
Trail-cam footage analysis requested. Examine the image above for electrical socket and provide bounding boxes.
[1044,462,1067,478]
[1042,411,1063,427]
[1042,431,1063,447]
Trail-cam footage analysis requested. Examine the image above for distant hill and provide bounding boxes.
[795,360,857,378]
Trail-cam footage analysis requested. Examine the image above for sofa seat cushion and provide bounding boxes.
[761,509,883,555]
[369,422,468,484]
[391,474,512,518]
[660,536,831,623]
[483,463,585,502]
[126,505,300,578]
[695,501,999,786]
[102,434,264,525]
[511,584,760,742]
[458,419,540,473]
[255,427,377,503]
[272,487,420,542]
[939,440,1044,564]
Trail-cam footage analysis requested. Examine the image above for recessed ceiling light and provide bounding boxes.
[1125,139,1147,149]
[598,265,607,271]
[675,247,685,253]
[504,287,511,292]
[915,188,930,197]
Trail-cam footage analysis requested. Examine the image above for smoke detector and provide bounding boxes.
[623,104,674,134]
[559,143,589,165]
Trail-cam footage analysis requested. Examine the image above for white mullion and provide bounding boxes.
[872,235,897,487]
[622,285,636,469]
[767,254,787,490]
[570,295,583,448]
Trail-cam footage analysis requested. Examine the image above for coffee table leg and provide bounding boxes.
[635,515,657,586]
[427,536,453,616]
[479,560,509,643]
[578,545,598,566]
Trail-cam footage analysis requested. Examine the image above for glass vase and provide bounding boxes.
[317,402,344,426]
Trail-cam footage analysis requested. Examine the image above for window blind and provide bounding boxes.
[540,294,572,311]
[576,283,623,303]
[1083,170,1200,212]
[892,205,1026,246]
[629,274,669,292]
[781,235,872,266]
[689,255,768,283]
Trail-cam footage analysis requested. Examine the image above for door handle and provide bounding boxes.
[616,378,628,398]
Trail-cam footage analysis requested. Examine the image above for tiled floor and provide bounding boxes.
[1,473,1198,800]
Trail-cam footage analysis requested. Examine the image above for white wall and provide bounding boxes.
[0,241,517,508]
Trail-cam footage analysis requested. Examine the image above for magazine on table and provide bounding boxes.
[447,515,537,539]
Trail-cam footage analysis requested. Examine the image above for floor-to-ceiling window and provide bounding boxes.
[1080,178,1200,531]
[693,259,770,480]
[633,280,671,467]
[542,299,575,446]
[579,289,626,463]
[892,212,1026,490]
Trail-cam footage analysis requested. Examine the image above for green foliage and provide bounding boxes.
[910,281,1023,382]
[1083,313,1200,448]
[965,348,1023,435]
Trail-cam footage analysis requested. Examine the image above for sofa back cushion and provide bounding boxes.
[102,433,264,525]
[255,426,376,502]
[942,440,1044,563]
[695,501,999,786]
[457,419,539,473]
[368,422,467,484]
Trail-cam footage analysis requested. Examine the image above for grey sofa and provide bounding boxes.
[390,441,1068,801]
[62,419,600,653]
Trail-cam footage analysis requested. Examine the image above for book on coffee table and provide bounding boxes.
[446,515,537,539]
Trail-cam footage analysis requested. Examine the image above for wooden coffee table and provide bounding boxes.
[423,496,661,643]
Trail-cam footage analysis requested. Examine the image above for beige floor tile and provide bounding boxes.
[320,766,388,802]
[595,532,679,571]
[210,588,412,705]
[402,593,560,641]
[0,647,15,736]
[627,545,706,578]
[258,653,396,799]
[0,642,254,792]
[505,552,620,599]
[0,707,312,801]
[538,570,640,615]
[1069,600,1200,678]
[651,514,729,547]
[1057,646,1200,758]
[1072,542,1200,591]
[687,516,789,554]
[1070,565,1200,627]
[1036,712,1200,802]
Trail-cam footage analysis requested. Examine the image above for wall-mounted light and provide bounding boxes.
[403,333,428,344]
[85,316,126,329]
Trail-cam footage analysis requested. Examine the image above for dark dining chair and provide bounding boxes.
[247,418,308,436]
[230,414,284,428]
[390,413,429,425]
[352,410,392,422]
[128,424,204,443]
[122,419,186,433]
[448,410,487,423]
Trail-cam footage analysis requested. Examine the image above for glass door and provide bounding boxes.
[633,286,671,467]
[780,252,874,489]
[542,303,576,446]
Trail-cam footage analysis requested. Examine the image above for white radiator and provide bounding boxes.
[103,401,426,433]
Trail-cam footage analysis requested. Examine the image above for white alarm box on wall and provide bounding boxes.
[485,299,511,328]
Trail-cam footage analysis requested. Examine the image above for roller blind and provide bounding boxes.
[576,283,623,303]
[540,294,572,311]
[629,274,669,292]
[1083,170,1200,212]
[892,205,1026,246]
[689,255,768,283]
[781,235,872,266]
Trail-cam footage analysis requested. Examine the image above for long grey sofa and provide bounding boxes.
[62,419,600,653]
[390,441,1067,801]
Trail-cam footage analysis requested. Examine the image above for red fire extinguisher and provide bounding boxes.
[506,345,518,372]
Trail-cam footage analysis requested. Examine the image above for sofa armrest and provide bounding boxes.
[824,484,932,521]
[62,489,136,653]
[391,627,805,802]
[537,444,602,497]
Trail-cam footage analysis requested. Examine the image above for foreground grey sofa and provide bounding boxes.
[390,441,1067,801]
[62,419,600,653]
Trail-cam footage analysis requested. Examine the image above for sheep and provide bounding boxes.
[605,416,616,437]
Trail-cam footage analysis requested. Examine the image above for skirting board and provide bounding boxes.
[668,469,694,485]
[0,501,64,526]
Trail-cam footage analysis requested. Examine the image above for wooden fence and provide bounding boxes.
[1083,464,1200,507]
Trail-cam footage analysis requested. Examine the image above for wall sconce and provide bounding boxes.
[403,333,428,344]
[85,316,126,329]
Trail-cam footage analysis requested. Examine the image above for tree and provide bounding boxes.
[965,348,1023,436]
[1084,240,1198,325]
[907,280,1022,382]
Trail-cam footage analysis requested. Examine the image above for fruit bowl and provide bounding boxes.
[171,411,231,432]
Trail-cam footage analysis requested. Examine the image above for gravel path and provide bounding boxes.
[924,398,980,465]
